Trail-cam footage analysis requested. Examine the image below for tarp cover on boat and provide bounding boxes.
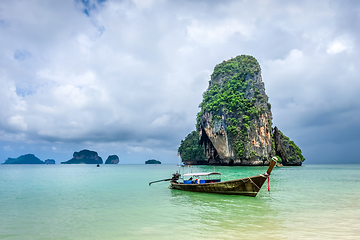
[183,172,221,176]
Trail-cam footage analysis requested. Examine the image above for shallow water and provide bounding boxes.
[0,164,359,239]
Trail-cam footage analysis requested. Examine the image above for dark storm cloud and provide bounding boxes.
[0,0,359,163]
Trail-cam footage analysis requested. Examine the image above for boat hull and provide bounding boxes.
[169,174,268,197]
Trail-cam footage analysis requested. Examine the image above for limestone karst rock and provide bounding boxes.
[61,149,103,164]
[145,159,161,164]
[3,154,45,164]
[179,55,304,166]
[273,127,305,166]
[44,159,56,164]
[105,155,119,164]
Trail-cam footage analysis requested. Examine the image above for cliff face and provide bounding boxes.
[194,55,304,166]
[61,149,103,164]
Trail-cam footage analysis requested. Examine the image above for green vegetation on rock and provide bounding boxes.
[278,130,305,162]
[178,130,206,161]
[3,154,45,164]
[211,55,261,80]
[61,149,103,164]
[197,55,263,128]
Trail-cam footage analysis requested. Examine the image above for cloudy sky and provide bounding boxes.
[0,0,359,164]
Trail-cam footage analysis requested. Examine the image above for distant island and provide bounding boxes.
[44,159,55,164]
[3,154,45,164]
[61,149,103,164]
[105,155,119,164]
[145,159,161,164]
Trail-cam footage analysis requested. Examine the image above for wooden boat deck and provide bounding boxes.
[170,174,268,197]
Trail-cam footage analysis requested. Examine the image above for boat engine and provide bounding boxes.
[172,172,180,181]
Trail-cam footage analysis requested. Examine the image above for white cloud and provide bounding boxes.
[187,18,254,45]
[7,115,28,131]
[327,36,353,54]
[132,0,157,9]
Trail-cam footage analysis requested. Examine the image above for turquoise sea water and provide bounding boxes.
[0,164,359,240]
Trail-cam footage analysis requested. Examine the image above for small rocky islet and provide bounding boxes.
[145,159,161,164]
[105,155,120,164]
[178,55,305,166]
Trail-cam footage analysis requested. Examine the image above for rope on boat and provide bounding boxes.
[241,177,261,190]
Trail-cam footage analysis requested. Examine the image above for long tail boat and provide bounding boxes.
[149,157,277,197]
